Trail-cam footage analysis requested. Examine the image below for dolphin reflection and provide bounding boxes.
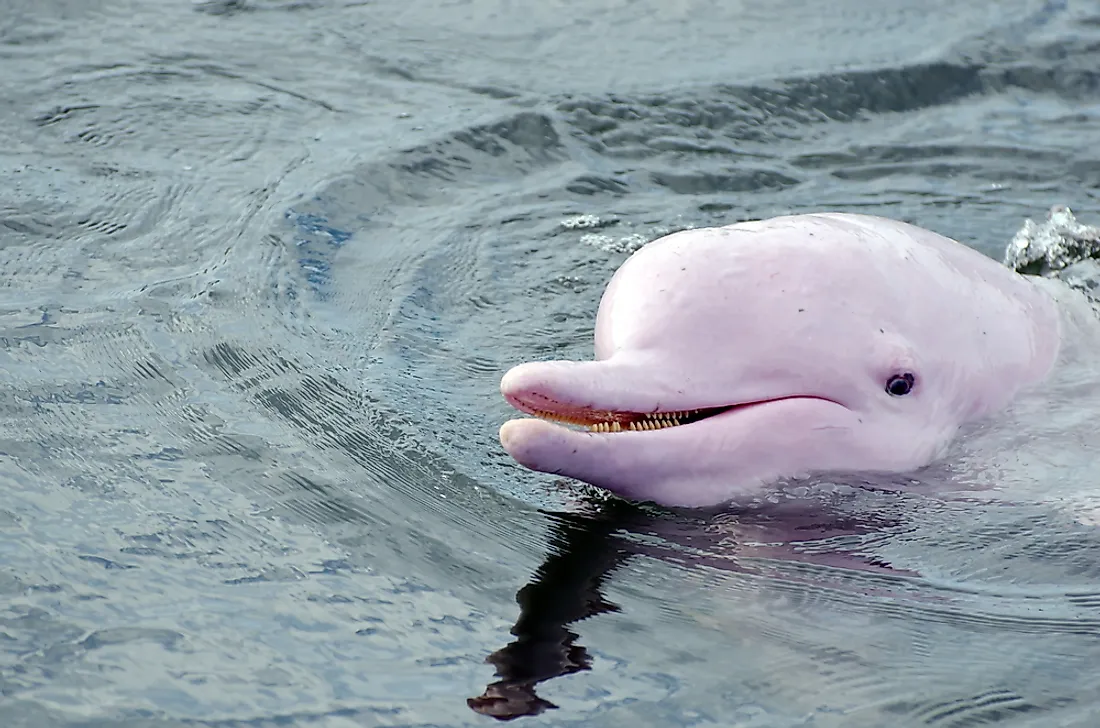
[469,494,908,720]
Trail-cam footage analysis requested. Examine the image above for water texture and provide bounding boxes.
[2,0,1100,725]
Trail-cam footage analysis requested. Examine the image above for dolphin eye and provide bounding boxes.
[886,373,915,397]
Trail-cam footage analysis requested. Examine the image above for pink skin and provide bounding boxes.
[499,213,1062,508]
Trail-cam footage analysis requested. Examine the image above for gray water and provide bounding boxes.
[4,0,1100,725]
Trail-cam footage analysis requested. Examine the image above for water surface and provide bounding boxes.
[3,0,1100,725]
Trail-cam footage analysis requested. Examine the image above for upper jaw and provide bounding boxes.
[500,358,698,417]
[500,357,773,422]
[500,358,851,434]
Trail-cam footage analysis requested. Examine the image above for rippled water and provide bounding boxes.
[4,0,1100,725]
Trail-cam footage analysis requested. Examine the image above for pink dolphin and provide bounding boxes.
[499,213,1063,508]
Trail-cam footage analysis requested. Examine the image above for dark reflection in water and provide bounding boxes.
[471,494,911,720]
[469,504,636,720]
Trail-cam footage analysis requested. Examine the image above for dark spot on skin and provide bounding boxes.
[879,328,884,334]
[798,308,805,313]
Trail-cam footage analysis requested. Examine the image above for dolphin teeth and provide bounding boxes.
[534,405,724,432]
[587,421,625,433]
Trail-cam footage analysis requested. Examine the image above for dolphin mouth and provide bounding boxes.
[520,403,734,432]
[504,393,843,433]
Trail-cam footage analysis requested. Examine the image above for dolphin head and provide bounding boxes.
[499,213,1061,508]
